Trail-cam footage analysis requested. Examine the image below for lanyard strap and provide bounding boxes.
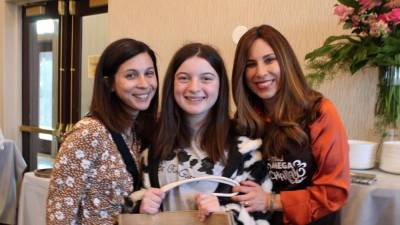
[109,130,142,191]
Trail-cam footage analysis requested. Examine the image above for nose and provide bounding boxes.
[188,78,200,93]
[137,74,149,88]
[255,63,267,77]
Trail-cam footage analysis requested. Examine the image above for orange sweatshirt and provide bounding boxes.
[280,98,350,225]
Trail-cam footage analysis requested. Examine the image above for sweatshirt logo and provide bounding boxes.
[267,158,307,184]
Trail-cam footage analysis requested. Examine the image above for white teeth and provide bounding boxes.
[258,79,274,83]
[185,96,204,101]
[133,94,149,99]
[256,79,275,88]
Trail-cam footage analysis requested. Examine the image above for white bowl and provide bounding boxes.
[380,141,400,174]
[348,140,378,169]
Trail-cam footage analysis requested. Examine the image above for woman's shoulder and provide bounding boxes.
[56,117,110,163]
[318,98,337,112]
[72,117,107,133]
[310,98,345,134]
[62,117,109,144]
[74,116,105,129]
[315,98,342,121]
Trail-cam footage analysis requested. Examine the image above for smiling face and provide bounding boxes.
[174,56,220,123]
[113,52,157,114]
[245,38,281,102]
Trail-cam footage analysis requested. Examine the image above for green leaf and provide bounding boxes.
[323,35,357,45]
[330,43,353,61]
[338,0,359,9]
[305,44,334,60]
[394,54,400,65]
[366,44,381,56]
[343,22,353,30]
[352,46,367,62]
[350,60,368,74]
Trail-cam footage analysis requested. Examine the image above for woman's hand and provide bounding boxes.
[139,188,165,214]
[195,193,221,222]
[232,180,268,212]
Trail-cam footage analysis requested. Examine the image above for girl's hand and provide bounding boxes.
[232,180,268,212]
[139,188,165,214]
[195,193,221,222]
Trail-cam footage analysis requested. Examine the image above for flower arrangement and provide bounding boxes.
[306,0,400,130]
[306,0,400,84]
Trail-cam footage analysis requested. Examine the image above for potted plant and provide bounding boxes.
[305,0,400,133]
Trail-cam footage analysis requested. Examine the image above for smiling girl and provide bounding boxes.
[135,43,272,225]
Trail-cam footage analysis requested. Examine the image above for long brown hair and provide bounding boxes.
[232,25,323,157]
[89,38,159,141]
[153,43,232,163]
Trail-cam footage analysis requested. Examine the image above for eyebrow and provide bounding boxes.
[175,72,217,76]
[125,67,155,72]
[248,53,276,61]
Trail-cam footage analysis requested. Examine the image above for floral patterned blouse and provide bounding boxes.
[47,117,139,225]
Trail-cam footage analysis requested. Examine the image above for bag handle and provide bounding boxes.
[130,175,239,201]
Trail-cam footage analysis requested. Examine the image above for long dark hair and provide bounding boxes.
[232,25,323,157]
[154,43,232,163]
[89,38,159,141]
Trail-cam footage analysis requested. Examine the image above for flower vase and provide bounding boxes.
[376,66,400,127]
[376,66,400,174]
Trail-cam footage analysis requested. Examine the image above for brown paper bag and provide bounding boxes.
[118,210,234,225]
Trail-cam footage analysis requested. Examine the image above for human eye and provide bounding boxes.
[145,69,155,77]
[264,55,276,64]
[201,74,216,82]
[125,70,138,79]
[246,60,256,68]
[176,73,189,82]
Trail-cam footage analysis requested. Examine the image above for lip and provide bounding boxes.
[254,78,275,88]
[184,96,206,102]
[131,93,152,100]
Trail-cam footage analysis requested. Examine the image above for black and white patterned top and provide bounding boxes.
[139,136,272,225]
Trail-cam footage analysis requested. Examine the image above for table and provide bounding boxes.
[12,169,400,225]
[0,139,26,225]
[341,169,400,225]
[17,172,50,225]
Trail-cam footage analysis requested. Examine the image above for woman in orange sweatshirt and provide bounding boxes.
[230,24,350,225]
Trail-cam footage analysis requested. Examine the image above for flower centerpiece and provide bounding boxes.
[306,0,400,132]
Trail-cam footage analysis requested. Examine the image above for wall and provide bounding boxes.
[0,0,379,145]
[0,2,21,146]
[80,13,108,116]
[108,0,378,141]
[0,1,4,130]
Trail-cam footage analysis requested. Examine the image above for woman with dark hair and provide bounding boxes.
[135,43,271,224]
[231,25,350,225]
[47,38,159,225]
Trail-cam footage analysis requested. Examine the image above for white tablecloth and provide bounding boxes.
[17,172,50,225]
[341,169,400,225]
[0,139,26,224]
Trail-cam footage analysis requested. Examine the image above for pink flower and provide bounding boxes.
[369,20,390,37]
[359,0,382,10]
[352,15,361,26]
[362,13,378,26]
[379,8,400,24]
[334,4,354,21]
